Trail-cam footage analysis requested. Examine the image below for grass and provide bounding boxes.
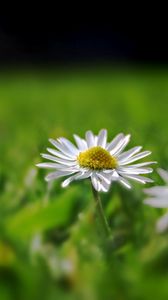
[0,67,168,300]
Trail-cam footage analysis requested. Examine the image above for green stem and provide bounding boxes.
[91,184,111,237]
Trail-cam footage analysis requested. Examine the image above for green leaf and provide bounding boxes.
[6,187,79,239]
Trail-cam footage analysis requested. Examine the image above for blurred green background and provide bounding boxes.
[1,67,168,300]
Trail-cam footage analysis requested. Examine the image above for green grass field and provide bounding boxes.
[1,67,168,300]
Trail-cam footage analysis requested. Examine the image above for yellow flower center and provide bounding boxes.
[77,146,118,170]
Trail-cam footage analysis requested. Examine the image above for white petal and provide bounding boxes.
[58,137,79,155]
[73,134,87,151]
[156,213,168,233]
[91,174,101,192]
[119,151,151,166]
[76,170,92,179]
[97,129,107,148]
[119,177,132,189]
[98,171,112,184]
[157,168,168,184]
[121,161,156,168]
[61,170,92,188]
[117,146,142,162]
[144,186,168,196]
[111,170,120,181]
[41,153,77,166]
[47,148,75,161]
[36,162,78,172]
[45,170,77,182]
[85,130,96,148]
[144,197,168,208]
[94,136,98,145]
[49,139,75,158]
[100,179,111,192]
[61,173,81,187]
[36,162,61,169]
[123,174,153,184]
[41,153,76,166]
[110,134,131,156]
[118,167,153,175]
[106,133,124,152]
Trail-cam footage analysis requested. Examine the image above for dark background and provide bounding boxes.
[0,15,167,65]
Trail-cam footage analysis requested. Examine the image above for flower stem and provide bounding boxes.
[91,184,111,237]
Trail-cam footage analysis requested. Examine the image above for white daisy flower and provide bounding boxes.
[36,129,155,192]
[144,168,168,233]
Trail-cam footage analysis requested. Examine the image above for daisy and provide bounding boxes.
[144,168,168,233]
[36,129,155,192]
